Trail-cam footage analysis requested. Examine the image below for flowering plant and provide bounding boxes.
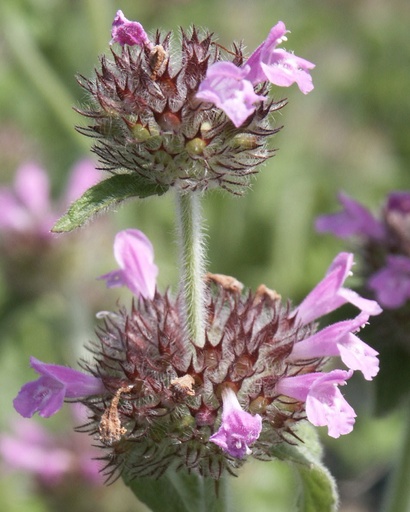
[12,11,382,512]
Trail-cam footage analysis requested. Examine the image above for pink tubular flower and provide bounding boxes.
[295,252,382,325]
[245,21,315,94]
[196,21,314,127]
[289,312,379,380]
[276,370,356,438]
[315,192,386,240]
[209,387,262,458]
[99,229,158,299]
[13,357,105,418]
[111,10,151,47]
[196,62,265,128]
[368,255,410,309]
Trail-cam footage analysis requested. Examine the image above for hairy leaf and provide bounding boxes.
[52,173,168,232]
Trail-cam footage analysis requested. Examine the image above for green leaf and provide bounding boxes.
[52,173,169,232]
[271,423,339,512]
[126,470,229,512]
[294,459,338,512]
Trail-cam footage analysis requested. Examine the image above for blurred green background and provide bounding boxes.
[1,0,409,510]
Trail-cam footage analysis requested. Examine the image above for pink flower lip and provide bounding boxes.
[196,62,264,128]
[209,387,262,458]
[276,369,356,438]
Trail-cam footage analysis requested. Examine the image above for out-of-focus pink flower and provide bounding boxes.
[385,191,410,214]
[209,387,262,458]
[62,159,102,207]
[315,192,386,240]
[111,10,151,47]
[196,62,265,128]
[289,312,379,381]
[0,163,53,237]
[295,252,382,325]
[276,369,356,438]
[0,159,101,240]
[368,255,410,309]
[13,357,106,418]
[0,414,102,486]
[245,21,315,94]
[99,229,158,299]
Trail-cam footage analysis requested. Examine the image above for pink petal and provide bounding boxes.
[209,388,262,458]
[196,62,264,127]
[111,10,151,47]
[100,229,158,298]
[245,21,315,94]
[295,252,381,324]
[276,370,356,438]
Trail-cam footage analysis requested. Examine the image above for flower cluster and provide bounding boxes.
[14,230,381,481]
[316,191,410,309]
[0,159,101,298]
[76,11,314,194]
[0,406,102,486]
[0,159,100,245]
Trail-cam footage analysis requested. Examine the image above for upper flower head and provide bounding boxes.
[209,387,262,458]
[111,10,151,47]
[99,228,158,299]
[295,252,382,325]
[276,370,356,438]
[245,21,315,94]
[77,13,296,194]
[315,191,386,240]
[13,357,105,418]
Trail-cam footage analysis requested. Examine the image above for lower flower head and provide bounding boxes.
[14,254,379,480]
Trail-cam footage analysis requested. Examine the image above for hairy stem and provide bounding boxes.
[176,191,206,348]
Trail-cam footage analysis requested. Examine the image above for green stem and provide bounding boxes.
[176,191,206,349]
[382,403,410,512]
